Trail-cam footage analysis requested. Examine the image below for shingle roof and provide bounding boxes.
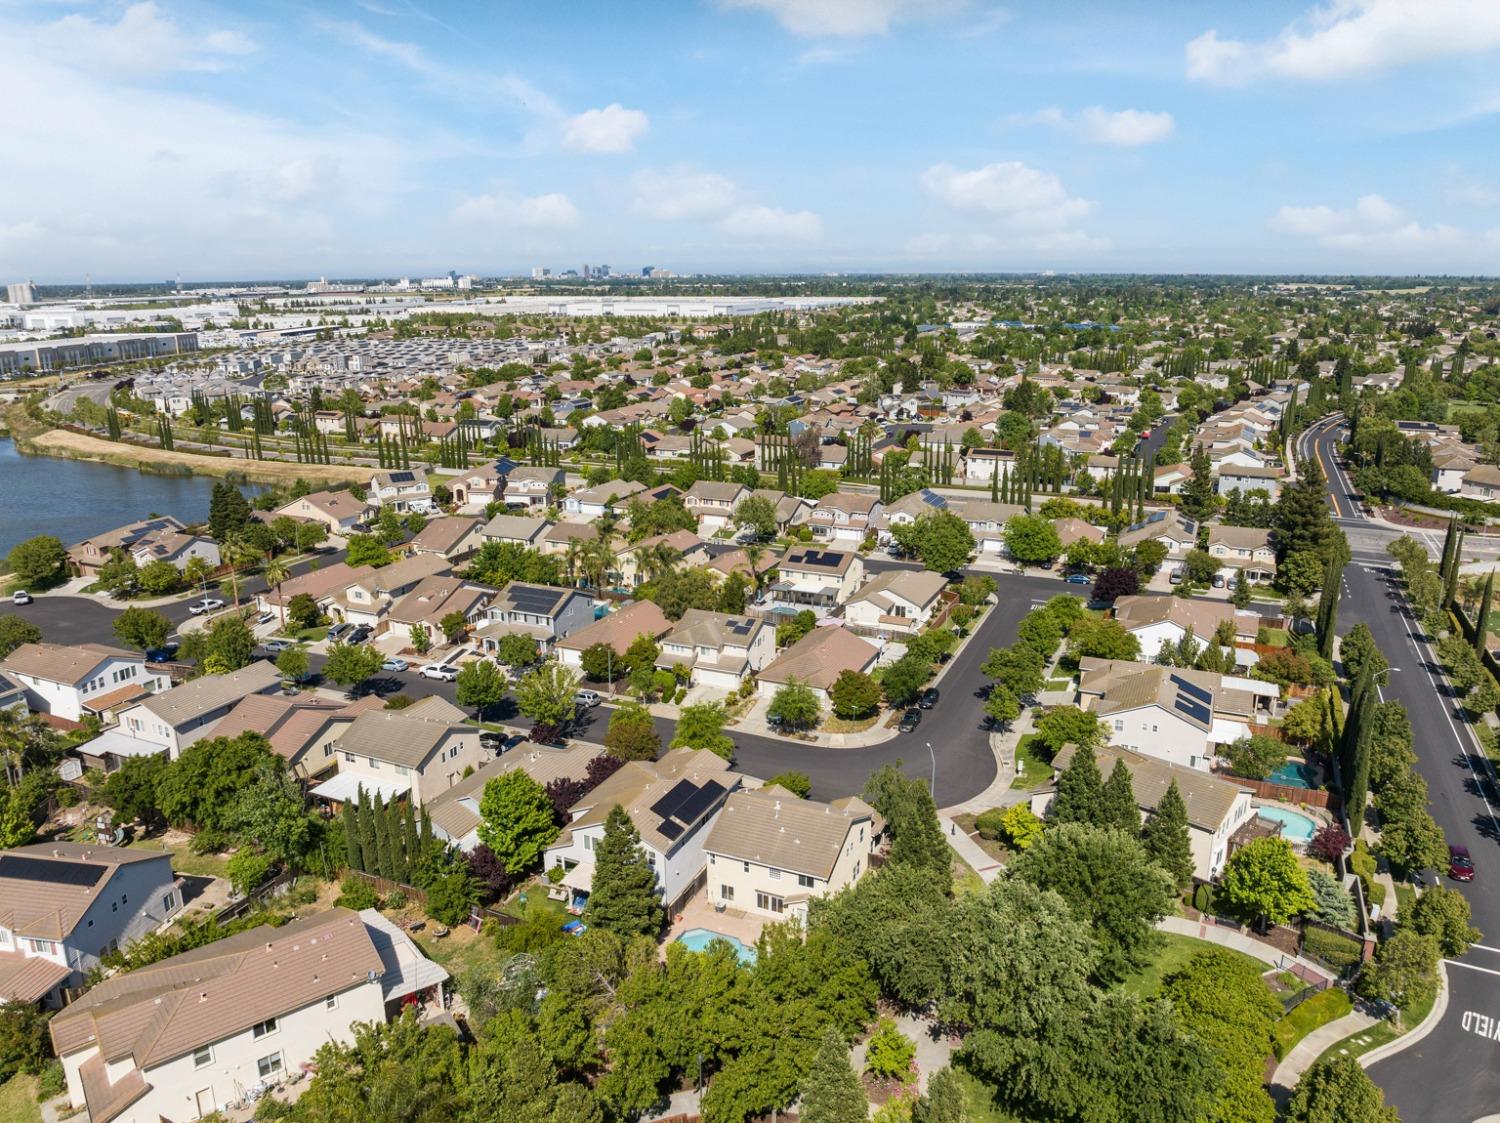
[1052,744,1249,832]
[336,706,473,768]
[426,742,600,842]
[556,600,673,653]
[704,788,873,879]
[660,609,766,652]
[758,626,879,690]
[567,749,740,853]
[0,843,171,942]
[847,569,947,612]
[0,643,140,686]
[480,514,549,542]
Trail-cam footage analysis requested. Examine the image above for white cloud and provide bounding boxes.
[31,2,253,77]
[629,166,741,220]
[1266,194,1472,252]
[1030,106,1175,147]
[451,191,581,230]
[562,104,650,154]
[717,205,822,242]
[717,0,966,38]
[920,161,1093,230]
[1187,0,1500,85]
[1443,174,1500,208]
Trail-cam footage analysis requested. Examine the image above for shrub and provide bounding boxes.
[188,828,229,856]
[863,1018,917,1083]
[385,889,408,910]
[334,874,380,911]
[1301,924,1364,971]
[1308,824,1351,864]
[974,808,1006,841]
[226,850,274,897]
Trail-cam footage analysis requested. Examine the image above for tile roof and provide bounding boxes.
[480,514,550,542]
[0,643,140,685]
[758,626,879,690]
[336,707,473,769]
[568,748,740,853]
[0,843,171,942]
[425,741,600,842]
[134,661,281,728]
[1052,744,1250,832]
[704,787,874,879]
[556,600,673,653]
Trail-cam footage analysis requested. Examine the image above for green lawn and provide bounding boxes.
[0,1074,43,1123]
[1393,883,1415,922]
[1272,988,1352,1059]
[1259,627,1289,646]
[1010,734,1049,790]
[955,1067,1024,1123]
[1044,678,1073,691]
[127,836,231,880]
[294,625,329,642]
[1118,932,1265,998]
[1316,985,1438,1065]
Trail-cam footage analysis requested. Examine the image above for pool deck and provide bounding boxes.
[665,891,768,955]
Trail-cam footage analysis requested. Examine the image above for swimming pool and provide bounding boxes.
[676,928,757,965]
[1255,805,1319,843]
[1265,760,1319,789]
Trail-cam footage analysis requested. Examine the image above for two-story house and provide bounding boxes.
[426,741,601,851]
[476,582,594,654]
[271,489,371,536]
[91,661,283,764]
[385,575,493,646]
[0,843,180,1007]
[765,546,865,616]
[808,492,882,545]
[311,696,489,807]
[407,516,485,563]
[368,468,435,515]
[0,644,169,723]
[556,600,673,675]
[703,787,877,922]
[545,749,743,915]
[1215,464,1285,499]
[655,609,775,692]
[1118,510,1200,556]
[501,466,565,509]
[683,481,748,535]
[613,530,711,589]
[334,554,452,631]
[1205,525,1277,583]
[843,570,948,636]
[68,517,215,580]
[1111,595,1260,662]
[210,694,381,780]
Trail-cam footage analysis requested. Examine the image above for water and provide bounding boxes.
[1265,760,1319,790]
[0,436,261,558]
[1254,805,1319,843]
[676,927,758,965]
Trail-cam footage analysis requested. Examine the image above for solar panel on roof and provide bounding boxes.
[509,587,564,613]
[0,855,106,888]
[1170,675,1213,704]
[649,779,698,823]
[657,820,683,841]
[388,471,415,483]
[674,779,727,826]
[728,620,753,635]
[1174,697,1212,725]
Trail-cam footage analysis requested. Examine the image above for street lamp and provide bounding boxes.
[926,741,935,796]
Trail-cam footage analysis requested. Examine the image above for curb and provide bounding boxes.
[1359,961,1449,1069]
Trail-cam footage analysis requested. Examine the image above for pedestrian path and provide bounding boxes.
[940,814,1004,884]
[1157,915,1336,984]
[1271,1007,1378,1093]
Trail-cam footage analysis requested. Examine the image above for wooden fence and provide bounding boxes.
[1219,773,1337,811]
[343,869,517,926]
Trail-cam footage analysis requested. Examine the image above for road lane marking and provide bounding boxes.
[1471,945,1500,956]
[1451,961,1500,977]
[1460,1009,1500,1040]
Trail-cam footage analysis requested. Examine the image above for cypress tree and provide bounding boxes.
[357,793,377,873]
[1347,710,1375,833]
[1142,779,1194,888]
[586,805,665,936]
[1439,516,1458,583]
[342,796,359,870]
[1051,743,1104,826]
[1316,553,1342,660]
[1476,569,1495,657]
[889,782,952,888]
[1444,530,1464,609]
[1101,758,1140,832]
[1339,666,1372,782]
[799,1026,867,1123]
[372,791,395,881]
[400,801,420,884]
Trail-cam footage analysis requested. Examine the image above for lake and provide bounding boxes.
[0,436,262,558]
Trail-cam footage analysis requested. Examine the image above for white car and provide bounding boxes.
[188,598,226,615]
[10,591,31,605]
[420,663,459,682]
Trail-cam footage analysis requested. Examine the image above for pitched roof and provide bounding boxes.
[134,661,281,728]
[781,546,857,576]
[1207,525,1273,550]
[847,569,947,612]
[0,843,171,942]
[758,626,880,690]
[0,643,140,685]
[704,788,873,879]
[480,513,550,542]
[425,741,600,842]
[1052,744,1250,832]
[336,708,473,769]
[407,516,481,554]
[1076,657,1231,731]
[210,694,363,761]
[556,600,673,654]
[567,748,740,853]
[660,608,767,652]
[1112,594,1236,638]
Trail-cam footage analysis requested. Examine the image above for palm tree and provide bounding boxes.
[742,542,768,597]
[581,537,613,592]
[263,556,290,604]
[220,534,258,607]
[640,543,682,584]
[564,538,584,588]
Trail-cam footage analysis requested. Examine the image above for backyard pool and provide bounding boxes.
[1266,760,1320,789]
[676,928,758,965]
[1254,805,1319,843]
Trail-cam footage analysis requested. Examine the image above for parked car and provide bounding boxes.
[1449,844,1475,882]
[346,625,373,645]
[479,732,506,752]
[420,663,459,682]
[1210,574,1227,589]
[188,597,225,615]
[917,687,940,710]
[1064,573,1090,585]
[261,639,296,654]
[327,622,353,642]
[381,657,409,673]
[10,590,31,605]
[146,644,179,663]
[1168,568,1183,585]
[898,708,921,733]
[574,689,602,709]
[256,611,276,626]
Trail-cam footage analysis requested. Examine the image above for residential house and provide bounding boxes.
[312,697,489,807]
[333,554,451,630]
[68,517,218,579]
[210,694,381,780]
[556,600,674,674]
[746,488,811,534]
[1153,462,1193,495]
[272,489,370,536]
[765,546,865,616]
[1461,464,1500,503]
[1215,464,1285,499]
[386,576,493,646]
[1117,510,1199,555]
[49,909,442,1123]
[479,513,550,549]
[368,469,435,515]
[843,570,948,636]
[539,521,601,559]
[544,749,743,914]
[1431,447,1477,493]
[407,516,484,563]
[565,479,646,519]
[0,843,180,1007]
[703,787,878,922]
[961,446,1017,484]
[1034,745,1256,880]
[683,481,749,535]
[501,465,564,509]
[808,493,882,545]
[256,561,374,624]
[427,742,601,851]
[957,499,1026,556]
[1205,525,1277,582]
[88,661,283,765]
[1054,518,1107,549]
[614,530,710,589]
[0,644,168,723]
[656,609,775,692]
[1111,595,1260,661]
[475,582,594,654]
[1075,657,1279,771]
[446,464,506,508]
[756,625,881,706]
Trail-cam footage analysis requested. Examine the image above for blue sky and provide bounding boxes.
[4,0,1500,279]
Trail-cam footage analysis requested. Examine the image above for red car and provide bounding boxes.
[1449,845,1475,882]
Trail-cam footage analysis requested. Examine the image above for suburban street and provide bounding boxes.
[1298,416,1500,1121]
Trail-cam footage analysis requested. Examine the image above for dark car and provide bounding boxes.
[346,625,373,645]
[146,644,179,664]
[898,708,921,733]
[917,687,940,710]
[1449,844,1475,882]
[1064,573,1090,584]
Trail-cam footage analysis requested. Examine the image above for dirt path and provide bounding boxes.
[26,427,376,486]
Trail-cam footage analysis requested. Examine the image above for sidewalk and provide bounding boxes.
[1157,915,1336,984]
[940,814,1004,884]
[1271,1007,1378,1093]
[941,707,1033,817]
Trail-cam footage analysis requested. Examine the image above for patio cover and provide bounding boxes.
[74,728,166,761]
[310,772,410,804]
[358,909,450,1002]
[561,860,595,893]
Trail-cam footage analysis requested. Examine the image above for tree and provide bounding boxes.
[1180,447,1217,520]
[1091,566,1140,602]
[1100,759,1139,832]
[1405,884,1480,957]
[0,616,41,659]
[799,1026,867,1123]
[1307,868,1356,928]
[880,652,932,709]
[1309,823,1352,864]
[1218,836,1315,927]
[981,645,1045,699]
[439,610,469,645]
[999,803,1044,850]
[1283,1057,1399,1123]
[1009,822,1175,983]
[112,606,171,651]
[1231,567,1253,608]
[323,641,384,691]
[913,1068,966,1123]
[983,684,1021,728]
[477,771,560,874]
[425,865,478,925]
[769,678,822,730]
[1475,568,1494,656]
[1182,548,1219,587]
[6,535,67,588]
[1339,622,1388,684]
[494,632,540,667]
[456,660,508,721]
[1066,616,1141,661]
[587,805,663,936]
[101,753,169,830]
[892,510,975,573]
[767,771,812,798]
[1142,778,1194,887]
[735,494,779,541]
[1282,695,1331,747]
[346,534,394,568]
[155,732,279,832]
[579,642,621,682]
[670,702,735,759]
[863,1018,916,1082]
[814,863,951,1008]
[604,702,661,761]
[1033,705,1105,757]
[276,645,309,683]
[1376,805,1449,873]
[1003,514,1063,566]
[1224,733,1289,780]
[227,850,274,896]
[201,614,255,672]
[208,481,252,542]
[137,559,182,595]
[776,609,817,648]
[0,1000,54,1083]
[514,662,580,727]
[1274,460,1344,565]
[828,669,882,719]
[1358,929,1439,1019]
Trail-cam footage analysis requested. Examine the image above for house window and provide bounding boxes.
[756,892,785,914]
[343,752,355,763]
[252,1017,278,1039]
[256,1053,283,1079]
[26,938,56,955]
[584,835,594,852]
[193,1046,212,1068]
[767,868,781,881]
[1113,720,1124,732]
[797,874,815,888]
[161,893,174,914]
[326,994,338,1010]
[720,885,734,901]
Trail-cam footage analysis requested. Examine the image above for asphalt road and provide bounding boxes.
[1297,416,1500,1122]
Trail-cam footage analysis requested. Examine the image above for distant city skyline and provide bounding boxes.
[4,0,1500,279]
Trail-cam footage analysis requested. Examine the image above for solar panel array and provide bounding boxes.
[728,619,754,636]
[388,471,415,484]
[1169,674,1213,704]
[507,586,565,614]
[1173,696,1212,725]
[0,855,106,888]
[796,550,844,568]
[646,778,728,842]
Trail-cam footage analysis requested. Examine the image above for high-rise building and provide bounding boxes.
[581,264,591,280]
[6,281,36,306]
[597,264,611,278]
